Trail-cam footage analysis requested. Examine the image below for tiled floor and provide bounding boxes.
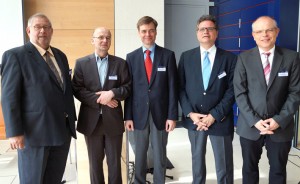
[1,128,300,184]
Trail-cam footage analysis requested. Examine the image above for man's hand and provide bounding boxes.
[263,118,280,131]
[96,90,115,105]
[189,112,208,131]
[9,135,25,150]
[199,114,215,129]
[106,99,119,108]
[125,120,134,131]
[255,120,274,135]
[165,120,176,132]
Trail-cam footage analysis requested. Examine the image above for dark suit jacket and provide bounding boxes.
[233,46,300,142]
[178,47,237,136]
[1,42,76,146]
[72,54,131,136]
[124,45,178,130]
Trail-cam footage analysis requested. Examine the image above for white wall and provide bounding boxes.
[0,0,24,61]
[114,0,164,59]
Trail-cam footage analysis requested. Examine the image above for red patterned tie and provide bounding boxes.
[145,50,152,83]
[263,52,271,85]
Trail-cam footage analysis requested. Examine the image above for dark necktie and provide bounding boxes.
[202,51,211,90]
[145,50,152,83]
[45,51,63,89]
[263,52,271,85]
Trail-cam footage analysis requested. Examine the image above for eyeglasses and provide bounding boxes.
[32,25,52,31]
[139,29,156,34]
[93,36,111,41]
[253,28,277,35]
[198,27,216,32]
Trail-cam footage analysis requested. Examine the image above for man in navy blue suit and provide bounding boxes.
[178,15,237,184]
[124,16,178,184]
[1,13,76,184]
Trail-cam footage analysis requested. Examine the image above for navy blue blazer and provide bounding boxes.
[124,45,178,130]
[178,47,237,136]
[1,42,76,146]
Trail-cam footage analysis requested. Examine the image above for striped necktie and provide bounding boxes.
[263,52,271,85]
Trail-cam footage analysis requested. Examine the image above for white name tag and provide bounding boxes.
[218,71,227,79]
[108,75,118,80]
[157,67,166,72]
[278,71,288,77]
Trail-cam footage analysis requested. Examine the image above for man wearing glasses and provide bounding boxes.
[1,13,77,183]
[234,16,300,184]
[178,14,237,184]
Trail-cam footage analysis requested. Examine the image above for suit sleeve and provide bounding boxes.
[167,52,178,120]
[124,54,133,120]
[273,53,300,129]
[72,60,99,107]
[178,52,194,116]
[1,51,24,137]
[210,54,237,122]
[233,55,261,127]
[110,60,131,101]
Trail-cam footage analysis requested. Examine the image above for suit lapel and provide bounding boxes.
[26,43,63,91]
[52,48,66,91]
[267,47,283,90]
[150,45,163,86]
[87,55,102,89]
[207,48,223,90]
[251,48,268,90]
[103,55,117,89]
[191,48,204,89]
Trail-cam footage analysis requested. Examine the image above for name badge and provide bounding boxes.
[109,75,118,80]
[218,71,227,79]
[278,71,288,77]
[157,67,166,72]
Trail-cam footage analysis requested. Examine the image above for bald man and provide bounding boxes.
[72,27,131,184]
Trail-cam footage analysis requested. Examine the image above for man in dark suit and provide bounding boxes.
[1,13,76,184]
[124,16,178,184]
[72,27,131,184]
[233,16,300,184]
[178,15,237,184]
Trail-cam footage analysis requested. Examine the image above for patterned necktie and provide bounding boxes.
[263,52,271,85]
[45,51,63,89]
[145,50,152,83]
[202,51,211,90]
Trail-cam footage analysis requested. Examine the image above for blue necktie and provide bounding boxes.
[202,51,211,90]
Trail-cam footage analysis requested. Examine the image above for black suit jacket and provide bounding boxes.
[72,54,131,136]
[1,42,76,146]
[124,45,178,130]
[233,46,300,142]
[178,47,237,136]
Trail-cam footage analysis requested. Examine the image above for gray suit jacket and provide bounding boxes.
[72,54,131,136]
[233,46,300,142]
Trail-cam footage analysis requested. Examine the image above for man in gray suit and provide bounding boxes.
[1,13,77,184]
[233,16,300,184]
[72,27,131,184]
[178,15,236,184]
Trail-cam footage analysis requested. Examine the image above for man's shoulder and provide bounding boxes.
[76,54,94,62]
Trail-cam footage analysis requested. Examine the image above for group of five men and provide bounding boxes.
[1,12,299,184]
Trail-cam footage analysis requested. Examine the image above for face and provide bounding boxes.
[252,17,280,51]
[91,28,111,55]
[196,20,218,48]
[138,22,157,48]
[26,17,53,50]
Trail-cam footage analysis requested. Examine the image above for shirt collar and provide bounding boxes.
[258,46,275,56]
[31,41,53,56]
[142,44,156,53]
[200,45,217,55]
[95,53,108,61]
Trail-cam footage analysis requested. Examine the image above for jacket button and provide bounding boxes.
[203,92,206,95]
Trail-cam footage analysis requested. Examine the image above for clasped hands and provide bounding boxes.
[95,90,118,108]
[190,112,215,131]
[255,118,279,135]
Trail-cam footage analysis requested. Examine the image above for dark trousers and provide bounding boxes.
[85,116,123,184]
[240,136,291,184]
[18,134,71,184]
